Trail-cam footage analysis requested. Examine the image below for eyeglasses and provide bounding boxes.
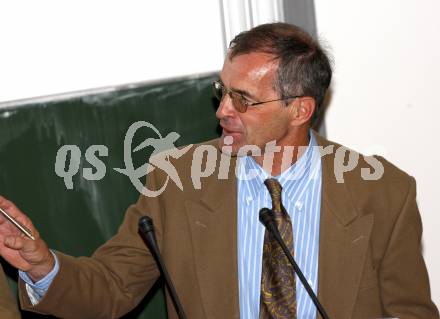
[212,80,302,113]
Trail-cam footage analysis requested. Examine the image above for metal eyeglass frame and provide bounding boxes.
[212,80,303,113]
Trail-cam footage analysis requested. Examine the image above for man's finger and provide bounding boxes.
[0,196,23,219]
[0,196,38,238]
[4,235,26,250]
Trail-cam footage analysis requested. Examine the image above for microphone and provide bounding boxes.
[138,216,188,319]
[259,208,331,319]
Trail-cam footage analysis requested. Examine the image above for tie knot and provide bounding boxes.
[264,178,283,212]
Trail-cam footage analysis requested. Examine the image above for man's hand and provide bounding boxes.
[0,196,54,282]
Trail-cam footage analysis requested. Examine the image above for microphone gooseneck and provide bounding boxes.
[138,216,188,319]
[259,208,331,319]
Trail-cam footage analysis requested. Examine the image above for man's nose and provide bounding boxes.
[215,95,236,119]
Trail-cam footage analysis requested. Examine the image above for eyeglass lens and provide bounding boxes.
[212,81,247,113]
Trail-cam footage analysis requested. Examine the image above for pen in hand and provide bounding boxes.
[0,207,35,240]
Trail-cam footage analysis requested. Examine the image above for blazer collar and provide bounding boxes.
[184,153,240,319]
[313,130,359,226]
[313,130,374,318]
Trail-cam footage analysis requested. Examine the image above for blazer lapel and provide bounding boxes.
[314,133,374,319]
[184,155,240,319]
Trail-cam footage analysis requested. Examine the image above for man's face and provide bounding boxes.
[216,52,296,155]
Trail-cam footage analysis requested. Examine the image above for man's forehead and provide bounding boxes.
[226,51,277,66]
[222,52,278,83]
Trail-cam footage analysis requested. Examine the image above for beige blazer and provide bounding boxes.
[19,133,439,318]
[0,263,20,319]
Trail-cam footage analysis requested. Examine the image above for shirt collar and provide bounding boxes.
[237,131,320,197]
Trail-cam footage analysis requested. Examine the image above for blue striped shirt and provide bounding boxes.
[237,134,322,318]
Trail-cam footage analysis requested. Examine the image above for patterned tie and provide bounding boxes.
[259,178,296,319]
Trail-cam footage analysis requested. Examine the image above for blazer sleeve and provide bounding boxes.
[0,263,20,319]
[18,170,164,319]
[379,177,439,318]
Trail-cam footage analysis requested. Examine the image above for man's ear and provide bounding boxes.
[289,97,316,125]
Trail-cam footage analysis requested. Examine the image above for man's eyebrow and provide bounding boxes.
[233,88,259,101]
[218,77,259,101]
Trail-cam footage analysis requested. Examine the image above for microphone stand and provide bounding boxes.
[259,208,331,319]
[138,216,188,319]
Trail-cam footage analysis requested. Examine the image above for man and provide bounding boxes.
[0,23,438,318]
[0,263,20,318]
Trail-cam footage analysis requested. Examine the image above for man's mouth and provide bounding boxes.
[220,124,242,136]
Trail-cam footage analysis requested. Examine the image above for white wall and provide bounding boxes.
[0,0,224,105]
[315,0,440,305]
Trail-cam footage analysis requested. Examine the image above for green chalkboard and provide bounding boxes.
[0,73,220,318]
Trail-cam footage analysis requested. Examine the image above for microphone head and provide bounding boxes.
[259,208,274,228]
[138,215,154,234]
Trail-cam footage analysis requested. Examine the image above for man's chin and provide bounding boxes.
[218,135,241,156]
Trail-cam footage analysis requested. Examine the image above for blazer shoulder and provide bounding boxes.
[313,130,414,190]
[145,137,223,194]
[149,138,220,166]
